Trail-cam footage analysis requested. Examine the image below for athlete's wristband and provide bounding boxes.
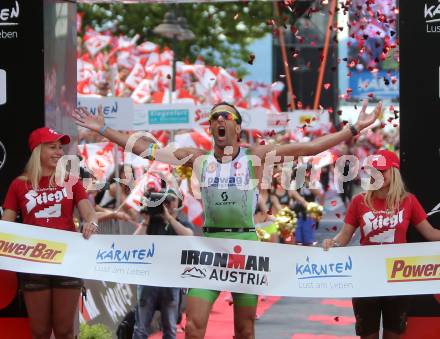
[347,123,359,136]
[146,143,158,161]
[98,124,108,135]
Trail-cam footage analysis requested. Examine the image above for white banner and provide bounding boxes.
[132,102,329,132]
[76,96,331,132]
[77,95,134,131]
[2,221,437,298]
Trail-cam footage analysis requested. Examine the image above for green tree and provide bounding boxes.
[78,2,274,74]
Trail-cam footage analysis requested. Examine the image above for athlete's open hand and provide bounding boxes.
[73,106,105,132]
[355,100,382,131]
[82,221,98,239]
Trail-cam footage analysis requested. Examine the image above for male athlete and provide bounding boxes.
[73,100,380,339]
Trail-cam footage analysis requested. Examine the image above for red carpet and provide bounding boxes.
[291,335,358,339]
[320,299,352,308]
[307,315,356,326]
[151,292,280,338]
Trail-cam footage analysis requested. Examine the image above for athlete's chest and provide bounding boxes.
[202,157,252,190]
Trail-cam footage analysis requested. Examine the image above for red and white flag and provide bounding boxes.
[175,129,212,151]
[125,62,146,90]
[131,79,152,104]
[84,33,111,57]
[77,142,115,181]
[180,180,203,227]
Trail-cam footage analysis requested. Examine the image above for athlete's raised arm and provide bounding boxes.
[252,100,382,160]
[73,107,205,166]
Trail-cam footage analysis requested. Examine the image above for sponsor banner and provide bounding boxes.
[401,0,440,320]
[348,70,399,100]
[1,221,439,298]
[133,103,196,131]
[80,280,136,328]
[386,256,440,283]
[0,233,67,264]
[133,101,328,131]
[425,1,440,33]
[77,95,134,131]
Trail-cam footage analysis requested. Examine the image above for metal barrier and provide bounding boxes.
[98,219,137,235]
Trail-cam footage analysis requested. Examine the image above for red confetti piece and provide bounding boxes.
[334,316,340,322]
[330,200,337,206]
[259,140,266,145]
[323,83,331,90]
[335,213,341,219]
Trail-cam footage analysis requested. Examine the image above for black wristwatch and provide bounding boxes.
[347,123,359,136]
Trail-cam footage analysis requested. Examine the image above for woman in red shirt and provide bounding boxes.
[2,127,98,339]
[323,149,440,339]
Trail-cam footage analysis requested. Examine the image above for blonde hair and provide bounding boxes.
[365,167,408,212]
[21,145,56,189]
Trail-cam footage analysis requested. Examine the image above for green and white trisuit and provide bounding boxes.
[187,147,259,306]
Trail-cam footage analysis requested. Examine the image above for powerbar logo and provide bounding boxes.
[0,233,67,264]
[386,256,440,282]
[180,245,269,286]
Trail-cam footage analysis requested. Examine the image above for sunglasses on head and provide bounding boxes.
[209,111,238,122]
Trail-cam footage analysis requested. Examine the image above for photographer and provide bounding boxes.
[132,190,194,339]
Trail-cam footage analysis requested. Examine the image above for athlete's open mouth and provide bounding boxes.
[218,126,226,137]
